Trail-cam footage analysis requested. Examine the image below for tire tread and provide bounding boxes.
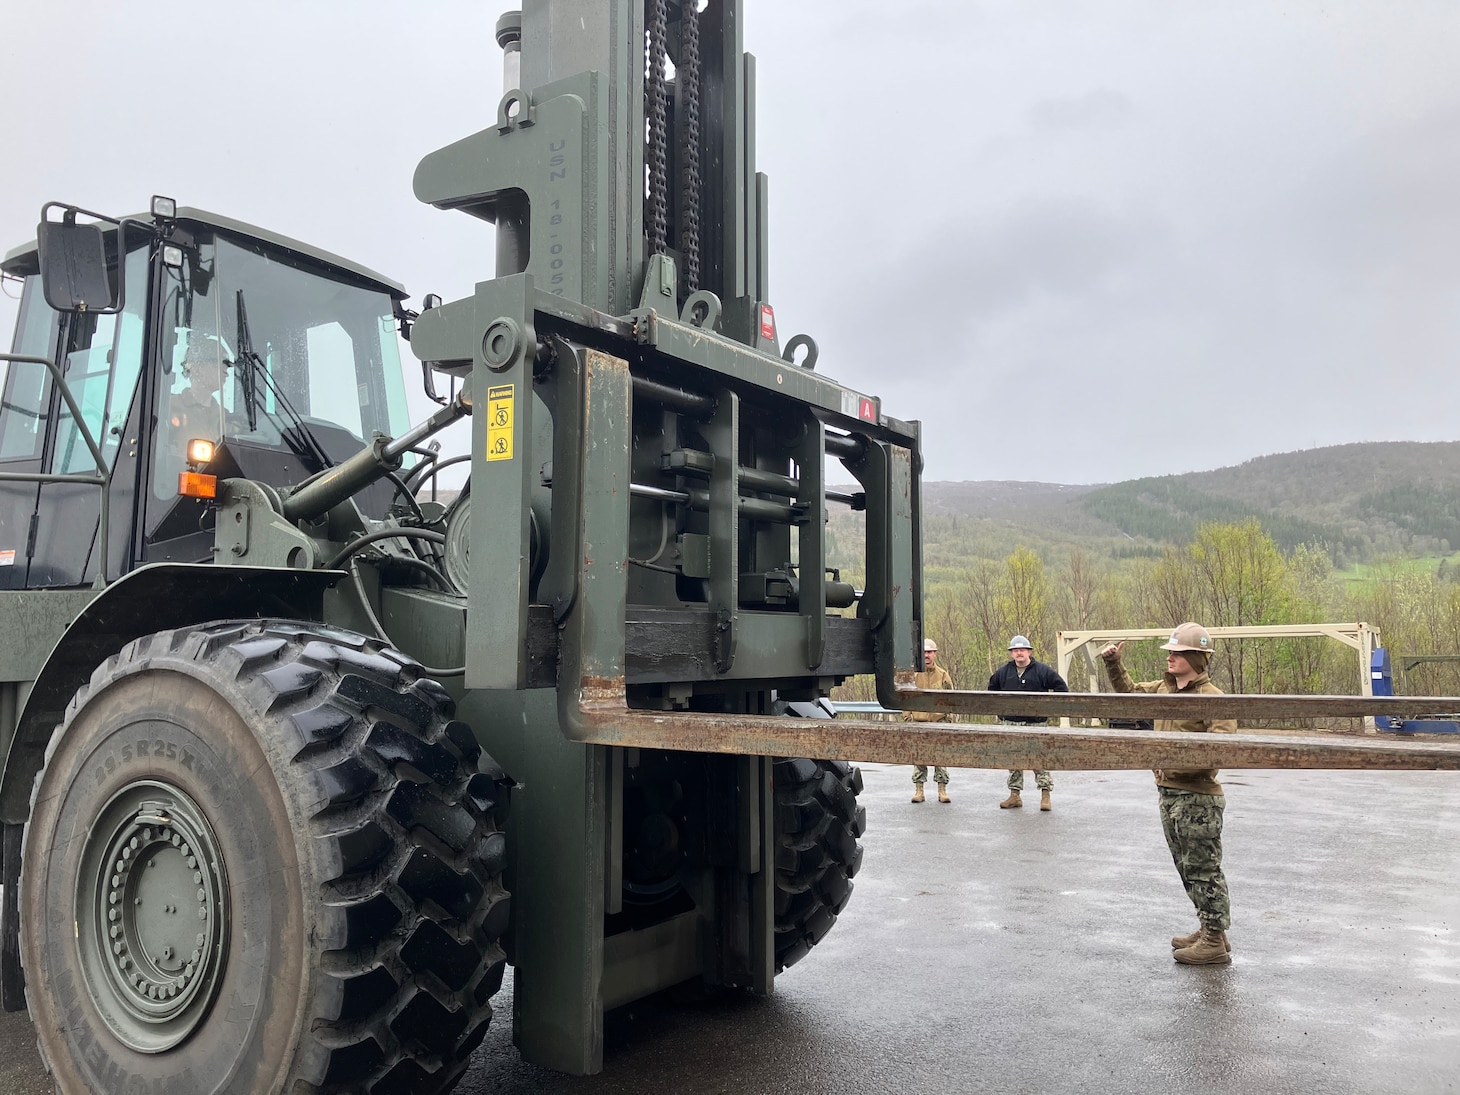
[21,619,508,1095]
[771,757,865,972]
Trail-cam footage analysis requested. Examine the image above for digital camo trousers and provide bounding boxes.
[912,766,949,785]
[1158,788,1231,931]
[1007,769,1053,791]
[999,723,1052,791]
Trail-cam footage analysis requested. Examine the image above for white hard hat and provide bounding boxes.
[1008,635,1032,650]
[923,638,938,652]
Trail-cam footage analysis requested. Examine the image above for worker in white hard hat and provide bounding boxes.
[1099,622,1237,967]
[988,635,1068,811]
[905,637,955,804]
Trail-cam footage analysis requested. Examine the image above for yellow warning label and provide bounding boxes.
[486,383,515,462]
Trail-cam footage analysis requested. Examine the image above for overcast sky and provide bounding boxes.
[3,1,1457,484]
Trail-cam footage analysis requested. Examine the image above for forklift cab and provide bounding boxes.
[0,204,415,589]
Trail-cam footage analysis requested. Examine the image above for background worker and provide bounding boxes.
[1099,623,1237,966]
[906,638,955,803]
[989,635,1068,811]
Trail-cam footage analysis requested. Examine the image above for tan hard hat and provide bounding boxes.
[923,638,938,652]
[1160,622,1212,653]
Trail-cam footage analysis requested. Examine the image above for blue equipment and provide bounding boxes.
[1371,648,1460,733]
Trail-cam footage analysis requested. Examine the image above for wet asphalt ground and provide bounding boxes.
[2,763,1457,1093]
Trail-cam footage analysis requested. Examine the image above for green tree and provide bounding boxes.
[1190,519,1290,627]
[961,556,1005,679]
[1000,546,1052,655]
[1150,546,1199,627]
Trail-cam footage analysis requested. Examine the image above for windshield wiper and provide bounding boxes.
[233,289,334,469]
[234,290,260,432]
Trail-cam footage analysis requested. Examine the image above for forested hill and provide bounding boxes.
[862,441,1460,568]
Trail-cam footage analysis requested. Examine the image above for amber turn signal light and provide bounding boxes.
[186,438,215,464]
[178,471,217,499]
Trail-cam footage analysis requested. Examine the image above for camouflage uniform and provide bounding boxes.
[906,664,953,786]
[1158,790,1230,931]
[1102,654,1235,931]
[911,764,947,786]
[1004,762,1053,793]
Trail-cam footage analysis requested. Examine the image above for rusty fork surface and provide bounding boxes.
[559,681,1460,771]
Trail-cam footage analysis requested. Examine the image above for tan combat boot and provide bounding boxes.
[1172,927,1232,952]
[937,784,951,804]
[1173,927,1231,965]
[999,790,1022,809]
[1040,790,1052,811]
[1171,926,1202,949]
[911,784,925,804]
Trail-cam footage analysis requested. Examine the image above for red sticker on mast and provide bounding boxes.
[759,304,776,341]
[841,389,879,422]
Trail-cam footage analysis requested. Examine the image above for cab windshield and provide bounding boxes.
[154,232,410,500]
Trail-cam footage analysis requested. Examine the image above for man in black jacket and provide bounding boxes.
[988,635,1068,811]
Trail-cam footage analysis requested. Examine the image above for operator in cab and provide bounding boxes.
[169,339,229,439]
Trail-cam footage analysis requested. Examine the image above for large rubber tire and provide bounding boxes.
[20,620,509,1095]
[771,757,866,972]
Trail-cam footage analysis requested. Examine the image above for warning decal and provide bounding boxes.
[486,384,515,462]
[0,549,13,567]
[759,304,776,341]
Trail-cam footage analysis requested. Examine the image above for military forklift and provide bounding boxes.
[2,1,1457,1092]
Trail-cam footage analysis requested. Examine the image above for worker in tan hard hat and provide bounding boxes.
[1099,622,1237,966]
[905,637,954,803]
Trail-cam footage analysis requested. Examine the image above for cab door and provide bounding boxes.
[27,245,150,587]
[0,276,60,589]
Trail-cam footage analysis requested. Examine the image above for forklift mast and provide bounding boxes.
[401,1,922,1072]
[409,0,922,710]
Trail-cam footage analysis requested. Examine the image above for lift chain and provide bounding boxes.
[679,0,702,295]
[645,0,671,259]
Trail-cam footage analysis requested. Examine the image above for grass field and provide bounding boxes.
[1335,552,1460,583]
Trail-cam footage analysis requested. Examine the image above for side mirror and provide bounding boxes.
[36,219,116,312]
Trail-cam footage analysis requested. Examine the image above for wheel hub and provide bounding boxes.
[79,781,229,1052]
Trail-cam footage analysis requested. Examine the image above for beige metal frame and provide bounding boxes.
[1055,623,1381,731]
